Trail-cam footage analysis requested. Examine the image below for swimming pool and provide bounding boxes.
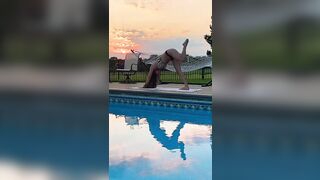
[213,102,320,179]
[0,93,107,179]
[109,94,212,180]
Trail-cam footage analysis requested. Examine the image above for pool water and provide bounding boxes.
[109,101,212,180]
[0,95,107,179]
[213,110,320,180]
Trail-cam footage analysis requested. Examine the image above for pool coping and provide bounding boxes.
[109,89,212,111]
[109,89,212,101]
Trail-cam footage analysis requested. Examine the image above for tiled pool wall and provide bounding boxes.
[109,94,212,111]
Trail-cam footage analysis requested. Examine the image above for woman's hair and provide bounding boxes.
[143,71,158,88]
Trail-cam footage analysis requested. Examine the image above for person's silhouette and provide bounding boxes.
[147,118,187,160]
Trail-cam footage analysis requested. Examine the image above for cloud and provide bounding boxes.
[110,0,212,58]
[124,0,167,10]
[110,155,191,176]
[113,28,146,40]
[125,1,138,7]
[110,27,169,55]
[110,28,147,54]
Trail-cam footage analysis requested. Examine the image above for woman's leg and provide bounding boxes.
[167,39,189,61]
[172,59,189,90]
[170,39,189,89]
[181,39,188,60]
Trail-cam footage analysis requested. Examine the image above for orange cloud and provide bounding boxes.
[110,28,142,54]
[109,0,212,58]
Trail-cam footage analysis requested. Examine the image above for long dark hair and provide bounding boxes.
[143,71,158,88]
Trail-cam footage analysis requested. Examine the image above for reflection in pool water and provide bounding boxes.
[109,103,212,180]
[214,108,320,180]
[0,95,107,180]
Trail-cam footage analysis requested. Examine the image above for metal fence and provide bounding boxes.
[109,67,212,85]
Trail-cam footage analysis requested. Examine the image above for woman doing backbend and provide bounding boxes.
[143,39,189,90]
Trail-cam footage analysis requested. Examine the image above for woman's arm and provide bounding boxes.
[156,70,161,85]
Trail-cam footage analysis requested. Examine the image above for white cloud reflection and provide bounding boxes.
[179,124,212,145]
[0,159,106,180]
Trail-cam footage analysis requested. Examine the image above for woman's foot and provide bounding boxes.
[183,39,189,47]
[179,85,189,90]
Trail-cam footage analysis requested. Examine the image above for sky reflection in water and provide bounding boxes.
[109,103,212,180]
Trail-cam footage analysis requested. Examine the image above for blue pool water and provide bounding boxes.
[214,107,320,180]
[109,100,212,180]
[0,95,107,179]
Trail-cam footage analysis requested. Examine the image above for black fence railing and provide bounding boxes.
[109,67,212,85]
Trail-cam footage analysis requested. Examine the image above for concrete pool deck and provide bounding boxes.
[110,71,320,113]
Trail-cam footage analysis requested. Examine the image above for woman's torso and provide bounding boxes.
[159,49,175,64]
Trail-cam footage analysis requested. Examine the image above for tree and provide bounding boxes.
[204,25,212,45]
[109,57,118,71]
[0,0,20,61]
[204,17,213,55]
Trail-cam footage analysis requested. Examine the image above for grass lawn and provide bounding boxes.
[4,33,106,65]
[235,25,320,71]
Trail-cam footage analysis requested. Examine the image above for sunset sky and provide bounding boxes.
[109,0,212,59]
